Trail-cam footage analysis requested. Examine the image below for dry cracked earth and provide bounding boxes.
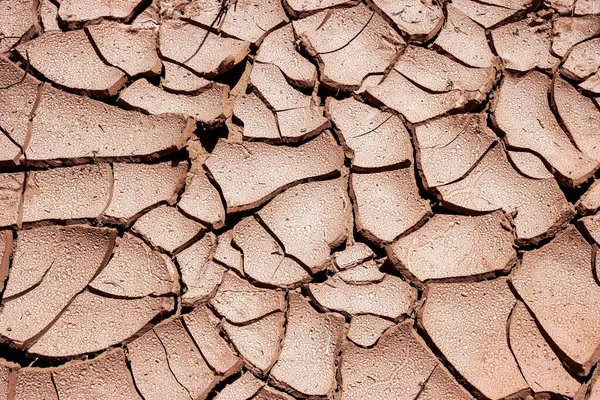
[1,0,600,399]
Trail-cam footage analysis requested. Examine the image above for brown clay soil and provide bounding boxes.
[1,0,600,399]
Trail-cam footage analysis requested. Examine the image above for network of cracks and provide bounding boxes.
[1,0,600,399]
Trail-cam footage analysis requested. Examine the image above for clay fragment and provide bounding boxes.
[341,321,471,400]
[370,0,444,42]
[388,211,516,283]
[511,226,600,375]
[57,0,146,27]
[254,386,295,400]
[293,4,405,90]
[270,293,344,397]
[351,169,431,244]
[17,31,126,96]
[14,368,57,400]
[333,242,375,270]
[436,145,573,245]
[578,180,600,214]
[338,260,385,284]
[205,133,343,213]
[87,21,162,77]
[0,231,11,291]
[162,61,213,94]
[52,349,142,399]
[309,273,416,318]
[508,150,553,180]
[509,301,580,397]
[178,170,225,229]
[493,71,598,186]
[552,16,600,57]
[415,113,496,188]
[451,0,521,28]
[223,312,285,375]
[420,278,528,399]
[256,24,317,88]
[159,20,250,77]
[433,5,496,68]
[0,173,24,227]
[214,231,243,275]
[90,233,180,297]
[346,314,394,347]
[181,0,288,44]
[214,372,264,400]
[326,97,413,171]
[211,272,286,324]
[132,205,205,254]
[259,179,351,273]
[183,305,243,377]
[106,161,188,221]
[283,0,357,17]
[29,291,174,357]
[562,38,600,82]
[176,233,226,305]
[0,0,36,53]
[233,93,280,141]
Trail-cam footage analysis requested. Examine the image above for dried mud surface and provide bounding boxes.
[1,0,600,399]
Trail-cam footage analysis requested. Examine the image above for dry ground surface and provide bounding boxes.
[1,0,600,398]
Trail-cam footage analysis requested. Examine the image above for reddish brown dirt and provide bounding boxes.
[1,0,600,399]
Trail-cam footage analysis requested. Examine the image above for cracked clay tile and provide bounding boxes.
[205,132,343,213]
[436,144,574,245]
[106,161,188,222]
[509,301,580,397]
[153,318,219,400]
[21,163,112,223]
[210,271,286,324]
[388,211,516,283]
[127,330,192,400]
[346,314,394,347]
[507,150,554,180]
[4,225,115,300]
[162,61,213,94]
[0,0,36,54]
[270,292,344,397]
[87,21,162,78]
[283,0,357,17]
[419,278,528,400]
[39,0,60,32]
[341,320,471,400]
[450,0,522,28]
[578,180,600,214]
[510,226,600,375]
[394,45,497,93]
[214,231,243,275]
[214,372,264,400]
[0,225,115,345]
[233,216,310,288]
[52,349,142,400]
[553,75,600,162]
[309,273,416,319]
[258,178,351,273]
[14,368,57,400]
[222,311,285,376]
[0,173,24,227]
[178,169,226,229]
[552,16,600,57]
[561,38,600,82]
[29,291,174,358]
[119,79,228,127]
[57,0,145,27]
[253,386,295,400]
[493,71,598,186]
[366,69,485,124]
[433,5,496,68]
[181,0,288,44]
[0,362,10,399]
[27,85,194,162]
[159,20,250,78]
[491,18,559,72]
[183,305,242,377]
[337,259,385,284]
[414,113,496,188]
[326,97,413,171]
[90,233,180,297]
[294,4,404,90]
[132,205,205,254]
[233,92,281,141]
[0,56,40,164]
[351,169,431,245]
[17,31,127,97]
[370,0,444,42]
[0,231,11,292]
[416,364,474,400]
[333,242,375,271]
[256,24,317,88]
[547,0,600,15]
[176,233,226,306]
